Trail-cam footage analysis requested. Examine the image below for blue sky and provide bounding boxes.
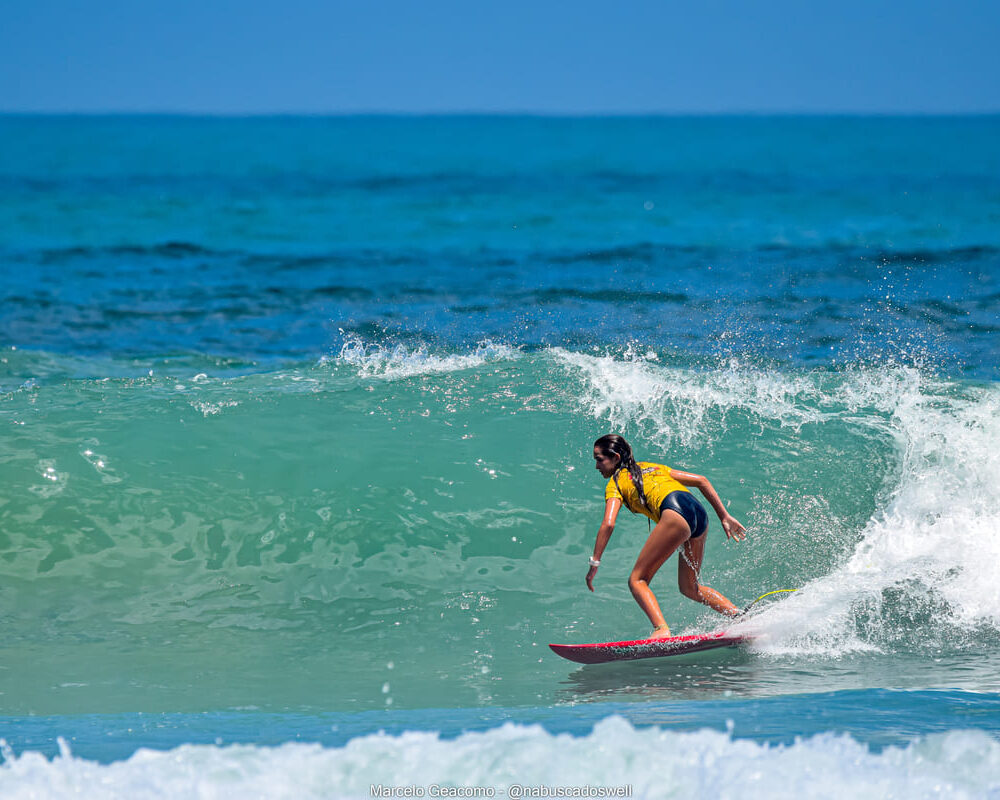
[2,0,998,113]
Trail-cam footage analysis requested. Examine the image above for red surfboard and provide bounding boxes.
[549,630,748,664]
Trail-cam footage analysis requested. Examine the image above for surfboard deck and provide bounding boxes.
[549,630,748,664]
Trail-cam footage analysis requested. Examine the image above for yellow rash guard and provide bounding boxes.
[604,462,689,522]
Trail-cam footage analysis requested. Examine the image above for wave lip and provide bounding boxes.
[2,718,1000,799]
[551,346,826,448]
[331,335,519,379]
[745,373,1000,656]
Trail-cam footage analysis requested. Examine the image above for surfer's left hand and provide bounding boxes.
[586,565,598,591]
[721,515,746,542]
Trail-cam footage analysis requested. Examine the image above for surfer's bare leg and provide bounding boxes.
[677,533,739,617]
[629,514,691,638]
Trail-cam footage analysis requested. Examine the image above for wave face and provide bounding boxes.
[2,343,999,712]
[2,719,1000,800]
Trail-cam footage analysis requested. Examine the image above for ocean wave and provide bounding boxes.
[3,348,1000,708]
[11,240,997,268]
[1,718,999,799]
[743,374,1000,654]
[331,335,520,379]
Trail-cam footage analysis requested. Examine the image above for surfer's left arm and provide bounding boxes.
[669,469,747,542]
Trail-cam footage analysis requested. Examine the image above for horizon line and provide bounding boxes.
[2,109,1000,119]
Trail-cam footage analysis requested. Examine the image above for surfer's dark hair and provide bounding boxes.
[594,434,648,513]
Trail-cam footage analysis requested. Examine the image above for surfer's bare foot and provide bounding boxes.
[649,624,671,640]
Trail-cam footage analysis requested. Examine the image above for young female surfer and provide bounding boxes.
[587,434,746,639]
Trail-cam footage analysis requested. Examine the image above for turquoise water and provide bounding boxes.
[1,115,999,797]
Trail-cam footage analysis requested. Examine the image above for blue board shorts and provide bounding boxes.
[659,491,708,538]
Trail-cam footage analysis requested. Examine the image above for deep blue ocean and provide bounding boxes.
[1,115,999,798]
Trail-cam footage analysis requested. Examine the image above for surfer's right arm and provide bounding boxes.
[587,498,622,592]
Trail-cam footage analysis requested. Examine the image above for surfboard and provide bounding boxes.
[549,630,748,664]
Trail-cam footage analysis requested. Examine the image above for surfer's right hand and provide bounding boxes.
[721,514,747,542]
[586,565,598,591]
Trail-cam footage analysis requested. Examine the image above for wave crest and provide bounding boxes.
[332,335,519,379]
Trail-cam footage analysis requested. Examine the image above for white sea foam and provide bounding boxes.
[1,719,999,800]
[332,336,519,379]
[190,398,241,417]
[750,374,1000,654]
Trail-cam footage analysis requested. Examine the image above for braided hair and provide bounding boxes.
[594,434,649,514]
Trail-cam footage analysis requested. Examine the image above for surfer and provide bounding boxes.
[587,434,746,639]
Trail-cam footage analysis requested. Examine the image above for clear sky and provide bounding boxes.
[2,0,998,114]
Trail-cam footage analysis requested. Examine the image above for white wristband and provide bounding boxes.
[589,557,600,567]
